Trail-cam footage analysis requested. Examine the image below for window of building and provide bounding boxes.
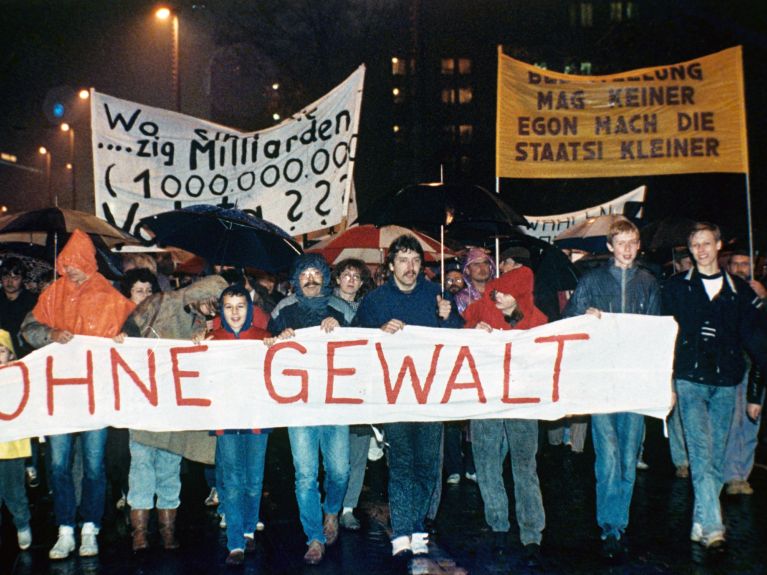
[441,88,456,104]
[534,61,548,70]
[441,58,455,75]
[458,58,472,75]
[580,2,593,27]
[393,125,405,145]
[626,1,636,19]
[610,2,623,22]
[458,124,473,144]
[391,57,407,76]
[392,87,404,104]
[443,125,457,144]
[458,87,473,104]
[580,61,592,75]
[564,63,577,75]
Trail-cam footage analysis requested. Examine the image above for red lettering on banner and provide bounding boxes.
[46,352,94,415]
[264,341,309,403]
[375,343,443,404]
[441,346,486,403]
[169,346,211,407]
[535,333,590,402]
[326,340,367,404]
[110,348,159,410]
[0,363,30,421]
[501,342,540,404]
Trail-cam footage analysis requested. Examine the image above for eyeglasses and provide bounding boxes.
[340,272,362,282]
[445,278,465,285]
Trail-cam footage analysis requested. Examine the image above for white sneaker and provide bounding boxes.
[79,522,99,557]
[690,522,703,543]
[17,527,32,550]
[465,472,477,482]
[636,459,649,470]
[219,513,227,529]
[391,534,411,556]
[411,532,429,555]
[49,526,75,560]
[205,487,219,506]
[446,473,461,484]
[256,520,265,531]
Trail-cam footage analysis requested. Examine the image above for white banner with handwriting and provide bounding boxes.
[0,315,677,441]
[92,66,364,238]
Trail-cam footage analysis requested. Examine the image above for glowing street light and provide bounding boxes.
[38,147,53,206]
[78,89,90,100]
[61,123,76,207]
[155,6,180,111]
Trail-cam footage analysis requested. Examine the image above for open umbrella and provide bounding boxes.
[138,205,302,273]
[640,216,696,251]
[305,224,454,265]
[553,214,630,254]
[358,183,529,241]
[0,207,139,249]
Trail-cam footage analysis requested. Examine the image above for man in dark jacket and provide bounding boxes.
[564,218,660,559]
[663,223,767,549]
[267,254,349,565]
[354,234,463,557]
[0,258,37,358]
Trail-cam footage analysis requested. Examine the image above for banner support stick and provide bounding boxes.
[745,172,755,277]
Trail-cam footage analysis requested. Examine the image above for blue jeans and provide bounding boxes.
[591,412,644,539]
[288,425,350,544]
[127,437,182,510]
[723,368,761,482]
[218,433,269,551]
[676,379,736,536]
[383,422,442,539]
[48,429,107,528]
[667,404,689,468]
[471,418,545,545]
[0,458,30,531]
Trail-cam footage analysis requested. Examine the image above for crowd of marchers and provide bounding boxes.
[0,219,764,568]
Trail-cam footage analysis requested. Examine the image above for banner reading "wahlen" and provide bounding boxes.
[497,47,748,179]
[0,315,677,442]
[92,66,365,238]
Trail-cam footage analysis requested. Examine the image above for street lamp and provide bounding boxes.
[61,123,76,208]
[155,6,180,111]
[38,147,53,206]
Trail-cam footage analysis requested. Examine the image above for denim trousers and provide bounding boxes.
[48,429,107,528]
[343,429,371,509]
[127,437,182,510]
[676,378,736,536]
[723,369,761,482]
[0,458,31,531]
[218,433,269,551]
[382,421,442,539]
[591,412,644,538]
[667,403,689,468]
[471,418,545,545]
[288,425,350,544]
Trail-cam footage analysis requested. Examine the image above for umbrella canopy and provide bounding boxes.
[640,216,697,251]
[554,214,630,253]
[0,240,126,281]
[358,183,529,241]
[0,207,139,249]
[305,224,455,265]
[138,205,302,273]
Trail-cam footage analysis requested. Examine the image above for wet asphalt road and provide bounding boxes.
[2,418,766,575]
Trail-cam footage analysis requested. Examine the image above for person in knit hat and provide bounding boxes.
[20,229,136,561]
[455,247,496,315]
[463,266,547,567]
[0,330,33,552]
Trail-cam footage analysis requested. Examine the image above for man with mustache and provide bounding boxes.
[354,234,463,558]
[267,254,350,565]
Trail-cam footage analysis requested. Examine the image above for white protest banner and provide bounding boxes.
[523,186,646,244]
[92,66,365,238]
[0,315,676,442]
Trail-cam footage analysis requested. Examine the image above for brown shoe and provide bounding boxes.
[323,513,339,546]
[158,508,180,550]
[303,540,325,565]
[675,465,689,479]
[225,549,245,566]
[130,509,150,551]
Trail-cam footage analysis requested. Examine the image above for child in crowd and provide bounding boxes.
[206,284,272,566]
[0,329,33,551]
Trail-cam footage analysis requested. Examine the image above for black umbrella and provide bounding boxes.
[138,205,302,273]
[0,239,126,281]
[640,216,697,251]
[358,183,529,240]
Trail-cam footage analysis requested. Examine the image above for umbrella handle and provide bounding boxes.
[440,225,445,298]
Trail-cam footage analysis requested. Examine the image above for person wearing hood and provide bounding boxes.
[205,284,272,566]
[563,218,660,560]
[463,266,548,567]
[266,254,349,565]
[20,229,136,561]
[454,247,496,315]
[354,234,463,558]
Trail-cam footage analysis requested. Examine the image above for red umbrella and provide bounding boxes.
[306,225,454,265]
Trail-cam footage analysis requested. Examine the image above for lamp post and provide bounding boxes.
[38,146,53,206]
[60,123,75,208]
[156,7,180,111]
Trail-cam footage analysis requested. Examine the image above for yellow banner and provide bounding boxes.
[496,47,748,179]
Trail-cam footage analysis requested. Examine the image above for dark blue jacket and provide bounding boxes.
[662,268,767,386]
[353,275,463,329]
[564,259,661,317]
